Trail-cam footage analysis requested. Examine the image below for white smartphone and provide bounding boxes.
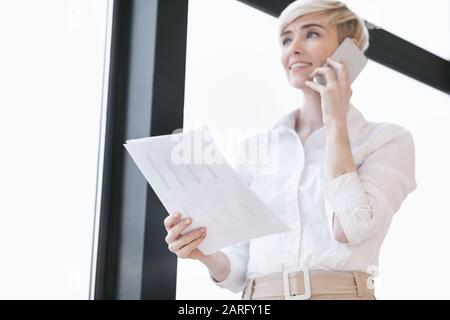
[313,37,368,85]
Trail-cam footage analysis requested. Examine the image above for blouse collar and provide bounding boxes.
[272,103,367,142]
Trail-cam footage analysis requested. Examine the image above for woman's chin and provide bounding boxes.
[290,78,310,90]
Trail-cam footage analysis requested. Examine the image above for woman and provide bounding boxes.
[163,0,416,300]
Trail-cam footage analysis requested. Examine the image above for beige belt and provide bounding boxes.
[242,268,375,300]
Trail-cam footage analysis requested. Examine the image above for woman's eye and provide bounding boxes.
[307,31,320,38]
[282,31,318,46]
[282,38,292,46]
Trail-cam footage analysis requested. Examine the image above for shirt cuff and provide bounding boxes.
[210,247,248,294]
[322,171,372,245]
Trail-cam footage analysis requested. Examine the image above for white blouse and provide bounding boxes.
[212,104,417,293]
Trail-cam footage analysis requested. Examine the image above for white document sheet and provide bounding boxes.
[124,127,289,255]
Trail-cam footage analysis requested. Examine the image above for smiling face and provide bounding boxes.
[280,13,340,90]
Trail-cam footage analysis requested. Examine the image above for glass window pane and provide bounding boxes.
[344,0,449,60]
[0,0,111,299]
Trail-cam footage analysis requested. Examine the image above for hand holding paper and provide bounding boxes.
[124,127,289,255]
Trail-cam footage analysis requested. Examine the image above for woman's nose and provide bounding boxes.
[288,38,304,55]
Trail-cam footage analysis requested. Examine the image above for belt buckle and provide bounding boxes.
[283,266,311,300]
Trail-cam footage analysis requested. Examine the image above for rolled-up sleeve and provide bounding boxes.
[322,126,417,245]
[210,241,249,293]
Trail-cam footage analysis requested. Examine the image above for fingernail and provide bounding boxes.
[184,218,191,225]
[200,227,206,233]
[174,212,180,218]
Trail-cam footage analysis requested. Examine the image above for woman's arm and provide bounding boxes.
[324,120,357,243]
[198,251,230,282]
[325,120,357,180]
[307,59,416,246]
[307,58,356,243]
[307,58,356,181]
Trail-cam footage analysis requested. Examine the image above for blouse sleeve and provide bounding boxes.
[321,124,417,245]
[210,240,250,293]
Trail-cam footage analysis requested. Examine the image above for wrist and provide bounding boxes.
[324,117,351,146]
[198,250,223,267]
[325,118,347,132]
[199,251,230,282]
[197,251,213,264]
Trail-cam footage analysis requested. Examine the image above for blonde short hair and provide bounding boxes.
[279,0,369,52]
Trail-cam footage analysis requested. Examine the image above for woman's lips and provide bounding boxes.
[290,64,312,73]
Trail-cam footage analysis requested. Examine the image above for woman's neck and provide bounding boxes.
[296,87,323,133]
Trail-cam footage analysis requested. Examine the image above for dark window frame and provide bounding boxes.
[94,0,187,299]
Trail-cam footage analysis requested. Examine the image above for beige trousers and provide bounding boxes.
[242,270,376,300]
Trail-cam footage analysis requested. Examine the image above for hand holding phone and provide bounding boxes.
[313,37,368,86]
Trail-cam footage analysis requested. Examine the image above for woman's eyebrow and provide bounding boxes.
[280,23,325,37]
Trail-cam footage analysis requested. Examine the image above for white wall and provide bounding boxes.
[179,0,450,300]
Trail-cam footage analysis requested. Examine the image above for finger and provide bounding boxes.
[310,66,337,85]
[326,58,349,83]
[326,57,342,68]
[309,66,327,78]
[169,227,206,252]
[305,80,325,94]
[164,211,181,231]
[172,227,206,252]
[309,66,334,78]
[166,217,192,243]
[177,234,206,258]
